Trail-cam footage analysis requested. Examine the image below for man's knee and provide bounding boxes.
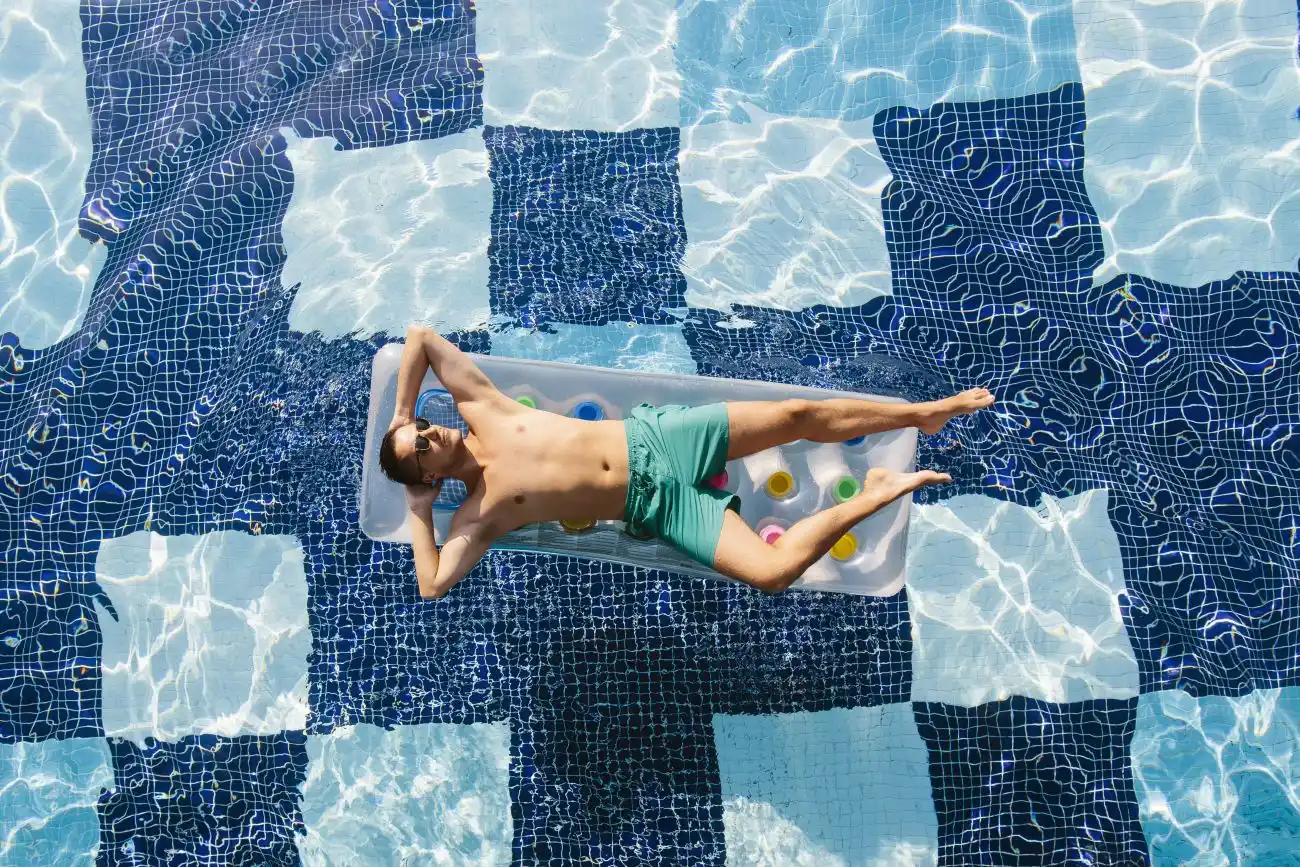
[752,553,801,594]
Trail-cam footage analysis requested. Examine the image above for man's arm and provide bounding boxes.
[421,526,494,599]
[406,482,443,594]
[393,324,497,424]
[412,483,495,600]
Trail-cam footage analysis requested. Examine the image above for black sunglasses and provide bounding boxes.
[412,417,433,478]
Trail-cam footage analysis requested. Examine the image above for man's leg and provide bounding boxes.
[711,468,950,593]
[725,388,993,461]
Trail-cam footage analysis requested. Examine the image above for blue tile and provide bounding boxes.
[95,732,308,867]
[914,697,1148,866]
[502,553,910,864]
[485,126,688,327]
[4,0,482,743]
[0,564,104,743]
[1131,688,1300,865]
[687,85,1300,697]
[1113,489,1300,696]
[80,0,481,244]
[676,0,1080,125]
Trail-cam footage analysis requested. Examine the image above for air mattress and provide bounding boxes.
[360,343,917,596]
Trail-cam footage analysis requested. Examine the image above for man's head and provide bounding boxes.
[379,417,464,486]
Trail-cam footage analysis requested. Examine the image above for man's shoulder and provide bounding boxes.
[450,479,503,533]
[455,388,518,429]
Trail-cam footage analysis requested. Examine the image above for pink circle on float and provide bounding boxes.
[707,470,730,490]
[758,524,785,545]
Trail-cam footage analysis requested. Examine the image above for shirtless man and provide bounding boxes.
[379,325,994,599]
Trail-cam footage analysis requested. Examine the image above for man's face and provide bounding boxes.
[394,421,461,484]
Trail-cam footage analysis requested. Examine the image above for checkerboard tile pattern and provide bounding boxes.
[2,0,1298,863]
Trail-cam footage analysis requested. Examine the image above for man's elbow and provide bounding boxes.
[417,574,447,600]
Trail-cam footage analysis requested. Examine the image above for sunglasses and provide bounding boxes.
[412,417,433,478]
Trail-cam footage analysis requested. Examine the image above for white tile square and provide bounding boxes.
[675,0,1081,125]
[679,114,894,312]
[1075,0,1300,285]
[1131,687,1300,864]
[282,128,492,338]
[715,705,938,866]
[298,722,512,867]
[476,0,680,130]
[908,489,1140,706]
[0,0,106,349]
[0,738,111,867]
[489,322,697,373]
[96,531,310,744]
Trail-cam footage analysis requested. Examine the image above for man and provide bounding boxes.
[379,325,994,599]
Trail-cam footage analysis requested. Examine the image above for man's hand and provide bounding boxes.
[404,478,444,514]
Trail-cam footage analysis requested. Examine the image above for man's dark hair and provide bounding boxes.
[379,427,420,486]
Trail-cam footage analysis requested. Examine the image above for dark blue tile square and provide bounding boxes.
[80,0,481,244]
[96,732,308,867]
[485,126,688,327]
[0,564,104,743]
[914,697,1148,866]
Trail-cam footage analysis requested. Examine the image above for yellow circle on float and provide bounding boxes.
[766,471,795,499]
[560,518,597,533]
[830,533,858,561]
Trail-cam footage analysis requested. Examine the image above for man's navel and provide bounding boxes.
[602,461,610,471]
[514,495,525,505]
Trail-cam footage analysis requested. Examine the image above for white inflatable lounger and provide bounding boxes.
[360,343,917,596]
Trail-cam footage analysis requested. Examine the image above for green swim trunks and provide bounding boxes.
[622,402,742,567]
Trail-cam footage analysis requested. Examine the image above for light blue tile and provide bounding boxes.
[1132,688,1300,866]
[0,738,111,867]
[677,0,1080,125]
[490,322,698,374]
[715,705,938,865]
[299,723,512,867]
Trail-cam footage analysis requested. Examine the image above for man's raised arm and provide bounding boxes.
[393,325,496,424]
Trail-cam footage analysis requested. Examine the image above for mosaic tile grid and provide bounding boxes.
[1130,687,1300,865]
[94,733,307,867]
[914,696,1147,865]
[675,0,1080,125]
[682,84,1300,698]
[0,0,1296,862]
[484,126,688,327]
[78,0,481,244]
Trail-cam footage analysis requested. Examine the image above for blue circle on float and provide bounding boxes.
[572,401,604,421]
[843,435,866,447]
[414,389,465,433]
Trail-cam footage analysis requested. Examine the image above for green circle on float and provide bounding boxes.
[833,476,861,504]
[515,395,537,408]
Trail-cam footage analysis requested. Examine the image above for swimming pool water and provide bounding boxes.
[2,0,1299,864]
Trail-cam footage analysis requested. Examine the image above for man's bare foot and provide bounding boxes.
[865,467,951,496]
[917,387,995,435]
